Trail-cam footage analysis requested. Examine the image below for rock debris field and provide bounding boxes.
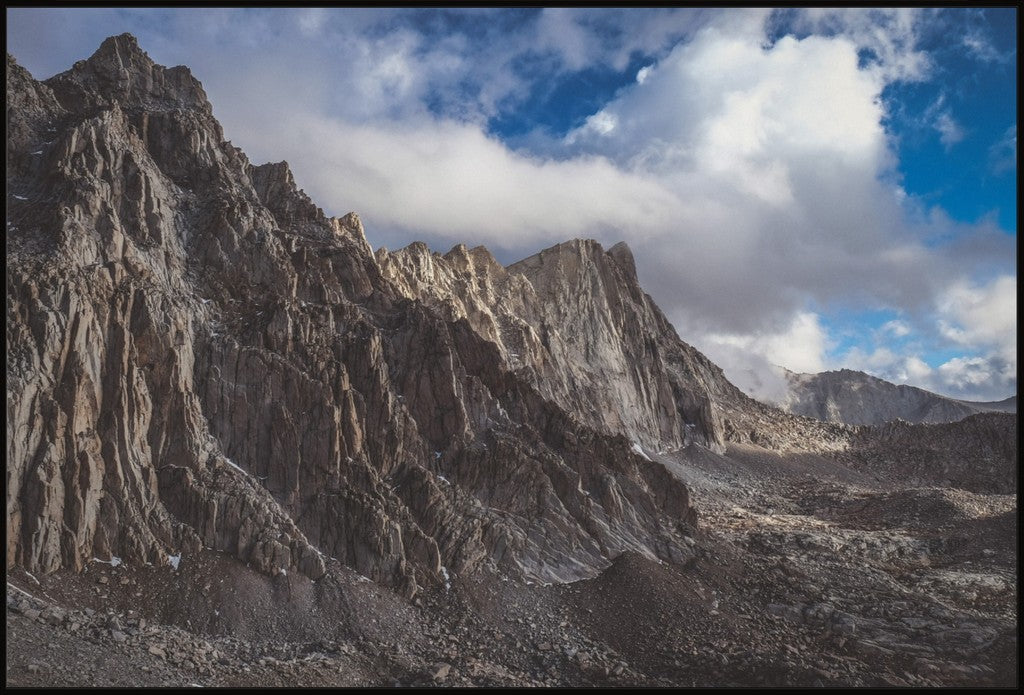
[8,441,1016,686]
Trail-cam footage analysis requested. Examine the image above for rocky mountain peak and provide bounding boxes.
[86,33,153,72]
[8,34,713,594]
[607,240,638,283]
[508,237,602,271]
[443,242,502,270]
[507,238,645,309]
[7,54,65,161]
[7,52,34,85]
[46,32,211,116]
[247,160,325,226]
[331,212,373,256]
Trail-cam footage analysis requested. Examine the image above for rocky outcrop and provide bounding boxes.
[6,34,700,593]
[778,368,1016,426]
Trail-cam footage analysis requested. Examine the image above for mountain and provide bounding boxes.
[7,34,1017,688]
[7,34,719,592]
[777,368,1016,426]
[379,239,734,453]
[376,239,863,455]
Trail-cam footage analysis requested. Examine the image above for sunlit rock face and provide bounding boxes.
[378,237,734,454]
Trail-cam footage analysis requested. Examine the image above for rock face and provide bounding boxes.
[378,239,734,453]
[778,368,1016,426]
[6,35,702,592]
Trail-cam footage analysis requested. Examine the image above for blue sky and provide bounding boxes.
[883,10,1016,232]
[6,7,1017,401]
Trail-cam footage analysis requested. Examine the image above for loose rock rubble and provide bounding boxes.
[7,439,1015,687]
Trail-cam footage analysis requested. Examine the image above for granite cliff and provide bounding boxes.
[7,35,704,593]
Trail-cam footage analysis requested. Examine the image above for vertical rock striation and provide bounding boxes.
[377,238,861,457]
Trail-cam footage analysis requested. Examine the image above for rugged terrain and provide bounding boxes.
[778,367,1016,426]
[6,35,1018,687]
[7,444,1017,687]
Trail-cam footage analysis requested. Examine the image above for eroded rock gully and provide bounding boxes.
[7,34,1017,688]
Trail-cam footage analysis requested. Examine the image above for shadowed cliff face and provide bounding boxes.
[6,34,701,593]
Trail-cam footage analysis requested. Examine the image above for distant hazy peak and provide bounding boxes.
[777,367,1016,426]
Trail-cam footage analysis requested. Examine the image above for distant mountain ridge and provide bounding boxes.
[777,368,1016,426]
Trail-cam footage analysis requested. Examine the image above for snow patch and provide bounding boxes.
[630,442,651,461]
[224,457,247,476]
[437,475,450,485]
[7,582,36,600]
[168,553,182,571]
[13,194,28,200]
[440,566,451,592]
[30,150,43,155]
[433,451,442,460]
[92,556,122,567]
